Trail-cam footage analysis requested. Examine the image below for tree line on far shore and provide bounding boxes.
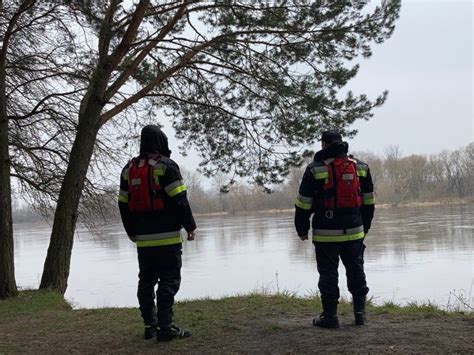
[12,142,473,224]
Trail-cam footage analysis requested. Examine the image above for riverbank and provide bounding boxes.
[193,197,474,216]
[13,197,473,223]
[1,291,472,353]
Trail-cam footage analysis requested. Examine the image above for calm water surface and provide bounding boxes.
[14,204,473,309]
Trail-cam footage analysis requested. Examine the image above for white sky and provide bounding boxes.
[347,0,473,156]
[162,0,473,172]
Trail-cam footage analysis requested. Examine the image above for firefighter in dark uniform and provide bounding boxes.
[118,125,196,341]
[294,131,375,328]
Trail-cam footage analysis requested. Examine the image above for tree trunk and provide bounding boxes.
[39,109,101,293]
[0,49,18,300]
[38,9,115,292]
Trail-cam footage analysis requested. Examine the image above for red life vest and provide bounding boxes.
[128,155,164,214]
[323,157,362,210]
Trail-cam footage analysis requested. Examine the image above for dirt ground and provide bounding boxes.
[230,312,474,354]
[2,310,473,354]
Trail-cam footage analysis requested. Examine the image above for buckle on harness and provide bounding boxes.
[325,210,334,219]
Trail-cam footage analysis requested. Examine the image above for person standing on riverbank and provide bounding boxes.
[118,125,196,341]
[294,130,375,328]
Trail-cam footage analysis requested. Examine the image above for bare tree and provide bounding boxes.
[181,167,204,201]
[1,0,83,298]
[0,0,29,299]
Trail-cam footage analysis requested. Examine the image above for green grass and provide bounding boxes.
[0,289,71,317]
[0,290,467,322]
[370,299,470,317]
[0,290,471,353]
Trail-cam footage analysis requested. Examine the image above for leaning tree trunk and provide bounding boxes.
[39,110,101,293]
[0,56,18,299]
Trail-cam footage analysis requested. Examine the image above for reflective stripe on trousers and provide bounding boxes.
[135,231,182,247]
[313,225,365,242]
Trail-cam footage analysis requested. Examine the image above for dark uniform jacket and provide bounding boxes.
[294,142,375,242]
[118,127,196,248]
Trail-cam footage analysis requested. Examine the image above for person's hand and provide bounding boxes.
[299,234,308,241]
[187,230,196,241]
[128,235,137,242]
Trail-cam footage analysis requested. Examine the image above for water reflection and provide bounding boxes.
[13,204,473,309]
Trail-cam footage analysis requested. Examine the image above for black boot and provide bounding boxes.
[313,313,340,329]
[156,325,192,342]
[313,299,339,329]
[144,325,157,340]
[143,305,158,339]
[353,296,367,326]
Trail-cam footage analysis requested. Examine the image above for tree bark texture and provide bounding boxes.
[39,107,101,293]
[0,0,21,299]
[0,46,18,300]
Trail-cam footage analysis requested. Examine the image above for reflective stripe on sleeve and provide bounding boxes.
[311,166,329,180]
[164,180,187,197]
[118,189,128,203]
[153,163,166,176]
[122,168,130,181]
[295,193,313,210]
[153,163,166,184]
[356,164,368,177]
[362,192,375,205]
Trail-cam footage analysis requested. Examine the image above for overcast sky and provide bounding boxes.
[347,0,473,156]
[162,0,473,171]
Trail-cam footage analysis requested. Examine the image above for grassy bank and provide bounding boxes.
[1,291,473,353]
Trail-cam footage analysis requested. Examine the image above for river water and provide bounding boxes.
[13,203,473,309]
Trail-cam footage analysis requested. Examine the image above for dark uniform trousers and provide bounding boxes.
[137,245,182,328]
[314,239,369,311]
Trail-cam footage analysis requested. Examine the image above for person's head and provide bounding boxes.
[139,125,172,157]
[320,130,343,149]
